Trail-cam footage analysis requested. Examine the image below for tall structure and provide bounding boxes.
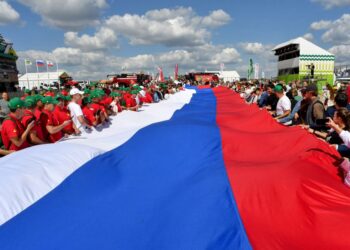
[273,37,335,88]
[0,34,18,92]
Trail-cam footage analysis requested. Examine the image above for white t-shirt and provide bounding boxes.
[276,95,291,116]
[67,101,86,132]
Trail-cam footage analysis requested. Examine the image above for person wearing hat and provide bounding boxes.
[109,92,122,114]
[303,83,326,130]
[0,115,14,156]
[273,84,291,120]
[123,90,139,111]
[41,96,70,143]
[1,98,34,151]
[21,89,31,100]
[82,97,98,127]
[53,94,76,135]
[68,88,91,134]
[21,96,46,145]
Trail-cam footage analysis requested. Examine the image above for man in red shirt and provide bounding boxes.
[22,96,46,145]
[90,91,106,125]
[41,96,71,143]
[53,94,76,135]
[1,97,34,151]
[82,97,97,127]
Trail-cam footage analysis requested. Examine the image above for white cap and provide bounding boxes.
[70,88,84,96]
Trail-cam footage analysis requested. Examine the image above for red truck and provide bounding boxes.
[107,73,152,86]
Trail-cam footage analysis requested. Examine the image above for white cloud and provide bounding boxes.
[239,42,266,54]
[320,14,350,44]
[329,45,350,63]
[0,1,20,25]
[201,9,231,28]
[310,20,332,30]
[311,0,350,9]
[18,0,108,30]
[302,33,314,41]
[64,27,118,51]
[16,43,242,79]
[105,7,231,47]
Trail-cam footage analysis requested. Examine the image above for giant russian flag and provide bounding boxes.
[0,87,350,249]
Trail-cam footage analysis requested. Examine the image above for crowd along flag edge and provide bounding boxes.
[1,87,350,249]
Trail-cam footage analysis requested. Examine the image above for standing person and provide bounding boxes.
[0,116,14,156]
[0,92,10,117]
[274,85,291,120]
[1,98,34,151]
[53,94,77,135]
[68,88,92,134]
[304,84,326,130]
[41,96,70,143]
[22,96,46,145]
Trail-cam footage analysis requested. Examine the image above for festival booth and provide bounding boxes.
[273,37,335,88]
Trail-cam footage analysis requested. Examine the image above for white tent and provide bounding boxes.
[18,71,70,89]
[206,71,240,82]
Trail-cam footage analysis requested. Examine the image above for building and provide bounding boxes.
[0,34,19,92]
[18,71,71,90]
[273,37,335,87]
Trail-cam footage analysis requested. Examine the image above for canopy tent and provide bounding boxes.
[18,71,70,89]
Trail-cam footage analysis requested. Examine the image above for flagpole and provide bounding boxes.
[36,61,39,88]
[25,59,29,90]
[46,61,49,87]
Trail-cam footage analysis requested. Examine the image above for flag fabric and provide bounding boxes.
[1,88,350,249]
[36,60,45,67]
[158,66,165,82]
[46,61,54,67]
[174,64,179,80]
[24,59,32,65]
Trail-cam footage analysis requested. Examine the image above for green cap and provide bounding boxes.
[25,89,31,94]
[65,95,72,101]
[110,92,121,97]
[82,97,92,105]
[55,94,65,101]
[131,90,139,95]
[24,96,36,108]
[8,97,25,110]
[84,88,91,95]
[42,96,59,105]
[90,91,100,99]
[274,85,283,92]
[34,95,43,103]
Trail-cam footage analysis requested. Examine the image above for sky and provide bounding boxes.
[0,0,350,80]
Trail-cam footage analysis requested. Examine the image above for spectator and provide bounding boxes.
[279,88,306,125]
[304,84,326,131]
[274,85,291,120]
[68,88,91,134]
[326,92,350,118]
[1,98,34,151]
[0,92,10,116]
[0,116,14,156]
[22,96,46,145]
[265,84,278,111]
[42,96,70,143]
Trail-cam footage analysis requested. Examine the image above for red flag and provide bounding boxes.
[175,64,179,80]
[158,67,165,82]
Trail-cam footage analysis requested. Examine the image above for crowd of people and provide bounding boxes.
[232,79,350,187]
[0,81,184,157]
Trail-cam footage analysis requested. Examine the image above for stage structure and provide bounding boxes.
[273,37,335,89]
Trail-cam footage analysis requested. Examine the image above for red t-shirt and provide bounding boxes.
[21,109,45,141]
[125,97,137,108]
[53,106,74,134]
[42,110,63,143]
[1,114,30,151]
[90,103,101,115]
[82,106,96,126]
